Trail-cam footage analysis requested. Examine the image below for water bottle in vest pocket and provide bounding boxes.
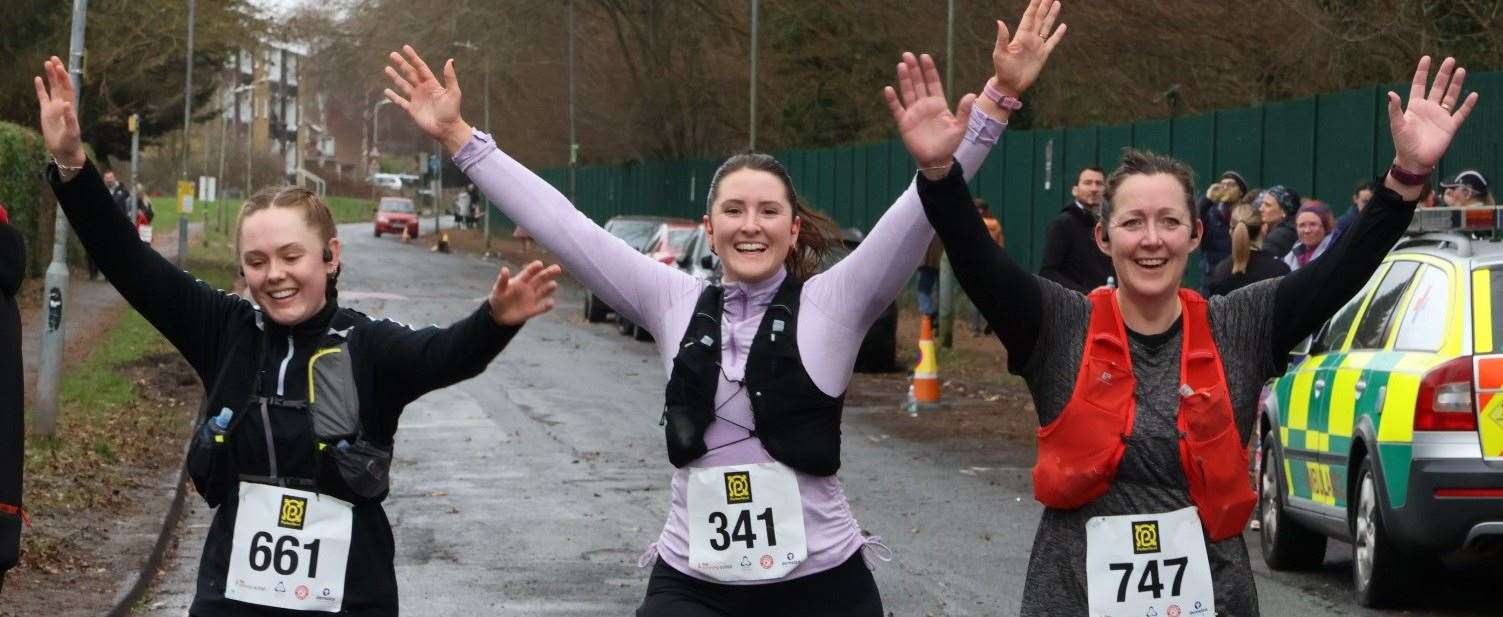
[1177,385,1256,541]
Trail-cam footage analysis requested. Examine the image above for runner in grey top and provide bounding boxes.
[918,56,1477,615]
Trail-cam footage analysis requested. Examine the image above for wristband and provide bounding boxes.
[1388,163,1431,187]
[983,81,1023,111]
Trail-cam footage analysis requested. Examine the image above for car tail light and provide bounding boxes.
[1414,355,1478,431]
[1434,488,1503,498]
[657,254,676,266]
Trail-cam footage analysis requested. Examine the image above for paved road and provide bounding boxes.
[139,220,1501,615]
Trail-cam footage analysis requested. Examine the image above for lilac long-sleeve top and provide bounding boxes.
[454,110,1004,584]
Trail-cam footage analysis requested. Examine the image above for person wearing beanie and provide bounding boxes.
[1196,170,1248,291]
[1284,202,1337,271]
[0,203,25,593]
[1259,184,1303,258]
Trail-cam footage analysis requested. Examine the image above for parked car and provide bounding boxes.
[368,173,404,191]
[1257,228,1503,607]
[584,215,694,323]
[617,220,698,341]
[676,224,719,282]
[373,196,419,238]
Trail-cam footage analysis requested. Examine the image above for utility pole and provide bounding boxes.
[178,0,195,268]
[567,0,578,203]
[36,0,89,437]
[937,0,958,348]
[482,52,491,255]
[749,0,759,150]
[128,114,140,225]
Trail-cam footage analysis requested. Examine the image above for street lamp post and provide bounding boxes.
[36,0,89,437]
[179,0,195,268]
[455,40,492,256]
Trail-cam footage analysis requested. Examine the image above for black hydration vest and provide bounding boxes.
[187,310,392,507]
[662,277,846,476]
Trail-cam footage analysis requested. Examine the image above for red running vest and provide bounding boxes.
[1032,287,1257,541]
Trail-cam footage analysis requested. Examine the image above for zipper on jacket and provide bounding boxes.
[276,334,294,396]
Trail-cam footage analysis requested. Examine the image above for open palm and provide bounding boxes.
[1389,56,1478,172]
[884,53,976,171]
[384,45,467,144]
[488,260,563,326]
[33,56,85,167]
[992,0,1066,97]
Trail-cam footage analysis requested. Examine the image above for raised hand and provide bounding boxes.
[33,56,85,168]
[992,0,1066,97]
[1388,56,1478,174]
[384,45,473,154]
[883,53,976,180]
[487,260,563,326]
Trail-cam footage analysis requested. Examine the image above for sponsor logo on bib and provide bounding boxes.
[279,495,308,530]
[1132,520,1159,554]
[724,471,752,504]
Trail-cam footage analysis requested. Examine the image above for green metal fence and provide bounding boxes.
[514,73,1503,286]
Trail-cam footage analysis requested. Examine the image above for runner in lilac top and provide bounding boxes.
[382,2,1064,612]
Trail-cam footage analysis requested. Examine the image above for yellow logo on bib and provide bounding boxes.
[279,495,308,530]
[724,471,752,504]
[1132,521,1160,554]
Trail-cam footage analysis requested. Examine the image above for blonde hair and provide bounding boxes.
[1228,202,1263,275]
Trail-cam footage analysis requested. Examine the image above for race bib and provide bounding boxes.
[686,462,807,581]
[1085,506,1215,617]
[224,482,353,612]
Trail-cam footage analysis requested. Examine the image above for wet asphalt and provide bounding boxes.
[137,219,1501,616]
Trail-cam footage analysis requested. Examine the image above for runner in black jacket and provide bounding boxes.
[36,56,561,616]
[0,204,24,593]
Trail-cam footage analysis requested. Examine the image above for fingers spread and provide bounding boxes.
[382,89,412,112]
[1043,23,1067,55]
[390,50,422,87]
[956,92,977,122]
[995,19,1012,50]
[1408,55,1430,103]
[404,45,439,84]
[1385,91,1403,132]
[1427,56,1456,103]
[883,86,905,124]
[1453,91,1480,128]
[920,54,944,99]
[1038,1,1062,37]
[385,66,415,97]
[897,60,918,106]
[1442,66,1466,110]
[34,76,49,107]
[443,58,461,92]
[1018,0,1040,35]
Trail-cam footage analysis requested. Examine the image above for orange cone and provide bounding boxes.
[912,315,941,405]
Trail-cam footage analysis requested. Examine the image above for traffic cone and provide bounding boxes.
[909,315,941,411]
[433,232,450,253]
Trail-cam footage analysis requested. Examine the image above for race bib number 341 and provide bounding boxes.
[1084,506,1215,617]
[687,462,807,582]
[225,482,353,612]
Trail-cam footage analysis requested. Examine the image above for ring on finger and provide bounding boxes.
[1441,103,1453,111]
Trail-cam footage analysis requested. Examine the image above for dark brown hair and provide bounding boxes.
[235,186,341,294]
[1101,148,1199,238]
[707,152,838,281]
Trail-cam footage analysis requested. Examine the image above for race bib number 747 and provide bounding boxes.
[1085,506,1215,617]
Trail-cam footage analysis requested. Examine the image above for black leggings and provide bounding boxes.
[636,553,883,617]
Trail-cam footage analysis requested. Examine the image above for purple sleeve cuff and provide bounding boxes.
[452,130,497,171]
[966,107,1008,146]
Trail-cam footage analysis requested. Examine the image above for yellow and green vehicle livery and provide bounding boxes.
[1256,231,1503,607]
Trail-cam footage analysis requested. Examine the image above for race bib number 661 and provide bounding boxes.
[225,483,352,612]
[1085,506,1215,617]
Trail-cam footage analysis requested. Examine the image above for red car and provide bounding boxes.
[374,197,419,238]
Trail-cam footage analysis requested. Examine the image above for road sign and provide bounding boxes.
[178,180,195,214]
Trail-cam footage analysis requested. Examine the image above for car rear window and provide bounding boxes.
[1392,265,1450,352]
[609,221,659,250]
[380,198,414,213]
[1350,261,1419,350]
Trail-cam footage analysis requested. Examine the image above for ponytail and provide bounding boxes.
[1228,204,1263,275]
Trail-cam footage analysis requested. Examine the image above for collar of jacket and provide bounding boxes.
[258,298,340,338]
[720,266,786,319]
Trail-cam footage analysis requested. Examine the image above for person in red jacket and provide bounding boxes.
[919,56,1476,616]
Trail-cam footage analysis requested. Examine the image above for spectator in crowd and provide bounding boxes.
[1196,170,1246,290]
[1284,202,1336,271]
[971,198,1002,335]
[86,170,133,279]
[1440,169,1492,207]
[1207,203,1289,296]
[134,183,155,224]
[916,237,942,322]
[1259,184,1302,258]
[1333,180,1373,240]
[1039,166,1113,292]
[0,203,24,593]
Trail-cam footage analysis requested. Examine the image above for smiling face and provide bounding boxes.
[237,206,341,326]
[1095,173,1201,302]
[1296,211,1326,249]
[704,168,801,284]
[1259,194,1285,225]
